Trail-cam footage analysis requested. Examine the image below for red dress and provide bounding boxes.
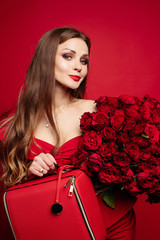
[0,125,136,239]
[28,136,137,239]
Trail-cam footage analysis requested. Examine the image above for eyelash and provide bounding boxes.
[81,59,89,65]
[63,54,72,60]
[62,54,89,65]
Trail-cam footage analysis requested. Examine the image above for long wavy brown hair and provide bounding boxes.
[0,27,91,187]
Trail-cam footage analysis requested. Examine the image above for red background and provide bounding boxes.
[0,0,160,239]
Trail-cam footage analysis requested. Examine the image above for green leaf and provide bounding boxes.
[130,164,137,167]
[142,133,149,139]
[101,189,115,209]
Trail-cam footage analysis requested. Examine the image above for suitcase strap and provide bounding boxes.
[51,165,73,215]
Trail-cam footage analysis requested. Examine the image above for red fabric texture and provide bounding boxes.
[28,136,81,166]
[106,209,136,240]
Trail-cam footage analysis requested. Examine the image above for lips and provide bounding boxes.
[69,75,81,81]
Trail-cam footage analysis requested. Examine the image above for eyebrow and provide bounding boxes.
[61,48,89,57]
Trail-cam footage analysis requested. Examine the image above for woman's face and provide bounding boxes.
[54,38,89,90]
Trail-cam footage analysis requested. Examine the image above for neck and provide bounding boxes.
[54,82,73,110]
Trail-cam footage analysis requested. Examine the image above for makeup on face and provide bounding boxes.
[61,49,89,66]
[54,38,89,89]
[68,75,81,81]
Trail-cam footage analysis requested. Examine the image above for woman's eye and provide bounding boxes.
[63,54,72,60]
[81,59,89,65]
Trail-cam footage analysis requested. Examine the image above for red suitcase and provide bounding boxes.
[4,169,106,240]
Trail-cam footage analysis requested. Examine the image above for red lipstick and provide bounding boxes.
[69,75,81,81]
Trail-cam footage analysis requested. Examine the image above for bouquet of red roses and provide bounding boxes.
[71,95,160,205]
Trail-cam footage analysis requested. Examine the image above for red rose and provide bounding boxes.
[120,169,135,185]
[131,136,149,148]
[99,142,117,157]
[77,149,89,161]
[125,105,141,120]
[137,161,152,172]
[72,147,89,168]
[134,96,143,106]
[79,160,92,177]
[147,185,160,202]
[143,95,159,108]
[149,156,160,165]
[98,163,121,184]
[113,152,130,171]
[125,181,142,196]
[140,102,152,121]
[148,144,160,155]
[136,171,155,189]
[144,124,159,143]
[114,109,125,116]
[152,166,160,181]
[119,95,136,105]
[92,112,109,131]
[146,187,157,195]
[95,96,115,114]
[130,124,144,135]
[155,184,160,193]
[102,126,116,140]
[124,143,140,161]
[95,96,108,105]
[107,97,119,108]
[139,149,151,161]
[74,95,160,201]
[118,132,130,145]
[110,114,125,131]
[97,104,114,115]
[123,118,136,132]
[80,112,93,131]
[82,131,102,150]
[87,153,103,172]
[152,109,160,124]
[156,123,160,131]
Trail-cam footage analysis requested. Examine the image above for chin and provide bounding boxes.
[66,82,81,90]
[57,79,83,91]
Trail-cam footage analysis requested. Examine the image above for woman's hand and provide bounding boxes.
[28,153,57,177]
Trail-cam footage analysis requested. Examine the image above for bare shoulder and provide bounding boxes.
[76,99,97,113]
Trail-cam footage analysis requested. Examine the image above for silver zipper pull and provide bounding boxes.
[68,176,75,197]
[64,178,72,188]
[68,184,74,197]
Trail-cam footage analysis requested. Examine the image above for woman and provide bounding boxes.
[0,27,136,239]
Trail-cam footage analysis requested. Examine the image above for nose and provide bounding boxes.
[73,61,82,72]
